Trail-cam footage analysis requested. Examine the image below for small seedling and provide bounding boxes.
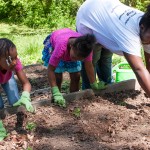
[117,101,127,106]
[26,122,36,131]
[30,78,36,84]
[61,80,70,93]
[26,147,32,150]
[73,107,81,117]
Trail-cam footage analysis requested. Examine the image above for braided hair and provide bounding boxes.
[0,38,16,58]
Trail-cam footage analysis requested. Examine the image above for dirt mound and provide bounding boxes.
[1,64,150,150]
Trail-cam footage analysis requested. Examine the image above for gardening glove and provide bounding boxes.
[0,120,7,141]
[13,91,34,113]
[51,86,66,107]
[90,80,106,90]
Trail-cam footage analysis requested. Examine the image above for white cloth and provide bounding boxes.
[76,0,150,56]
[143,44,150,54]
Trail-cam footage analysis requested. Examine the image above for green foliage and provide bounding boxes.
[26,122,36,131]
[0,26,46,65]
[26,147,32,150]
[112,54,126,67]
[73,107,81,117]
[118,101,127,106]
[0,0,84,29]
[121,0,149,11]
[136,0,149,11]
[0,0,149,65]
[0,23,48,65]
[12,34,45,65]
[0,0,149,28]
[61,80,70,93]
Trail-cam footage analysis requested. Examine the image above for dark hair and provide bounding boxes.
[72,34,96,58]
[0,38,16,58]
[139,4,150,30]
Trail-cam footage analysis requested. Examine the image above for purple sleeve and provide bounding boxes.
[84,51,93,62]
[15,58,23,72]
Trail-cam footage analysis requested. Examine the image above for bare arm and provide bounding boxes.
[84,61,95,84]
[47,64,57,87]
[16,70,31,92]
[144,51,150,73]
[123,52,150,96]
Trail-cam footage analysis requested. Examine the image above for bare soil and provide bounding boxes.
[1,64,150,150]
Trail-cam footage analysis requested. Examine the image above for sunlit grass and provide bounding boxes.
[0,23,49,65]
[112,54,126,67]
[0,23,125,66]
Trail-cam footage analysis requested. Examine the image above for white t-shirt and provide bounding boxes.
[76,0,150,56]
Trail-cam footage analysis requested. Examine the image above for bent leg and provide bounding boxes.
[81,43,102,90]
[69,72,80,92]
[81,61,91,90]
[55,73,63,91]
[1,75,20,106]
[97,48,113,83]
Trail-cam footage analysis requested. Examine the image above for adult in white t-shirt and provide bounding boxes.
[76,0,150,96]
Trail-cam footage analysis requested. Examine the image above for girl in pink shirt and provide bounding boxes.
[0,38,34,112]
[42,28,106,107]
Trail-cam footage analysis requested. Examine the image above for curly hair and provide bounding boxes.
[72,34,96,58]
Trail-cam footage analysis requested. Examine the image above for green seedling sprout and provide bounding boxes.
[26,122,36,131]
[73,107,81,117]
[26,147,32,150]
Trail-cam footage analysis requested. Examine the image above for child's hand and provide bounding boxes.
[51,86,66,107]
[13,91,35,113]
[90,81,107,90]
[0,120,7,141]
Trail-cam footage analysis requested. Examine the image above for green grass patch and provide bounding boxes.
[0,23,49,65]
[0,23,126,66]
[112,54,126,67]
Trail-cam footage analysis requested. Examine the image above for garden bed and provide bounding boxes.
[1,64,150,150]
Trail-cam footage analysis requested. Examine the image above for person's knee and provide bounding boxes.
[2,77,20,106]
[92,43,102,65]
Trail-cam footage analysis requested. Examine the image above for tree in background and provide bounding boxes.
[0,0,149,28]
[121,0,149,11]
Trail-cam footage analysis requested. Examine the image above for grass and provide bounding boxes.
[112,54,126,67]
[0,23,49,65]
[0,22,125,66]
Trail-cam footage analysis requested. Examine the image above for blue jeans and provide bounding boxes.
[0,74,20,109]
[81,45,113,90]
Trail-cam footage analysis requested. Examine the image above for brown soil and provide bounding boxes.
[1,64,150,150]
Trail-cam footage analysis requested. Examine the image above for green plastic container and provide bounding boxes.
[113,62,136,82]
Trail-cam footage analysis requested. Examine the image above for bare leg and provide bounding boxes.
[55,73,63,91]
[69,72,80,92]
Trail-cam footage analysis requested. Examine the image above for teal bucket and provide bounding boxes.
[113,62,136,82]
